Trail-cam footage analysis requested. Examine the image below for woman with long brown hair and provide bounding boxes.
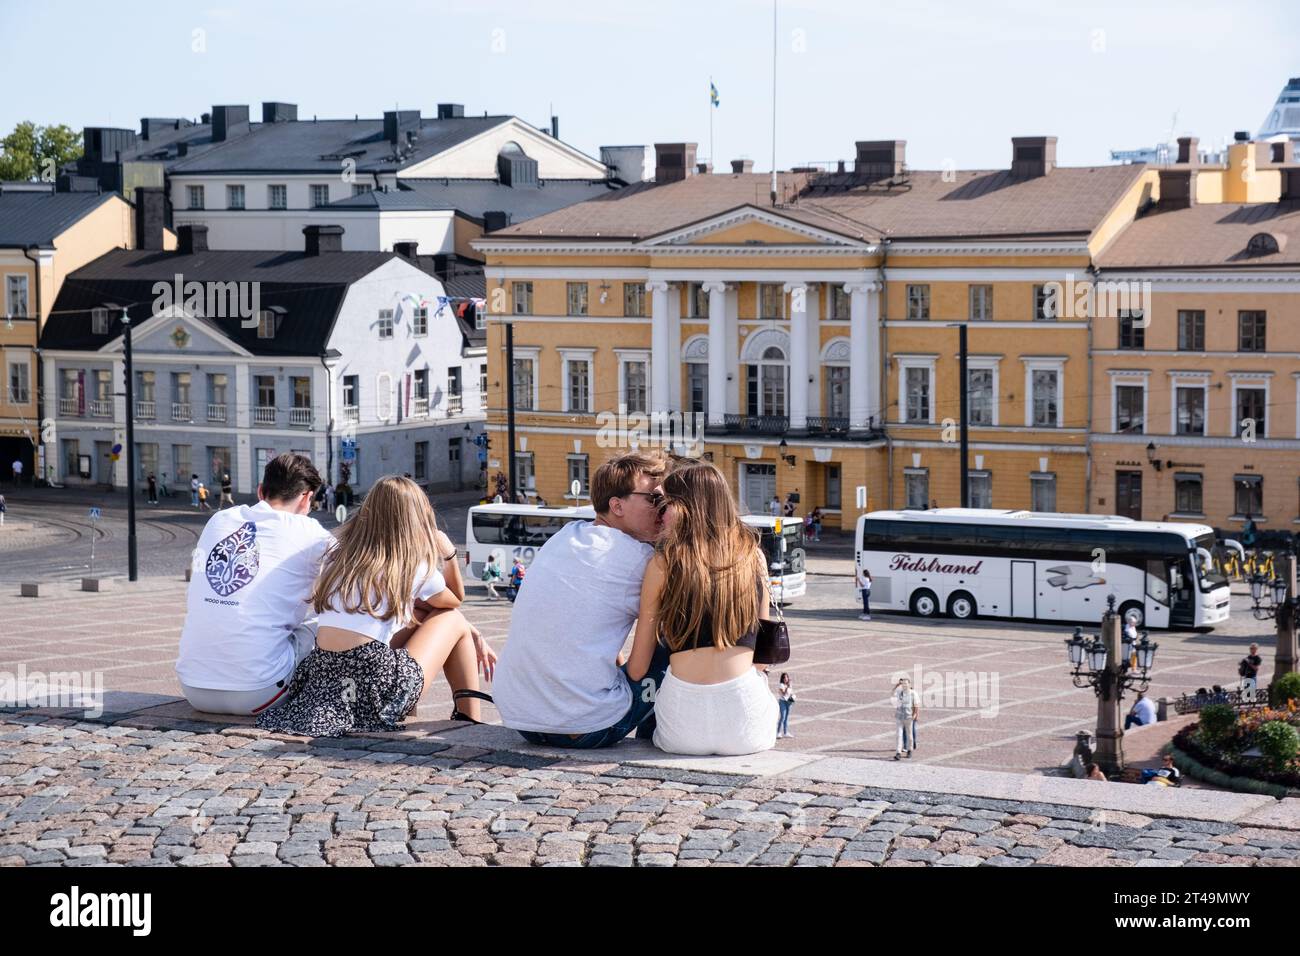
[624,462,778,755]
[258,476,495,737]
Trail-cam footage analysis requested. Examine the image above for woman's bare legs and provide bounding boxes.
[399,608,482,719]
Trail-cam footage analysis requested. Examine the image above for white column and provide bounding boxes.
[235,365,253,494]
[784,281,808,431]
[42,355,58,483]
[846,281,881,431]
[666,286,682,412]
[703,281,728,426]
[648,281,670,414]
[865,282,882,427]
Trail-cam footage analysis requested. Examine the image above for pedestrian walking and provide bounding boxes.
[506,556,526,601]
[146,472,158,505]
[809,507,822,542]
[160,472,172,498]
[0,493,6,525]
[190,473,200,508]
[782,493,796,519]
[893,676,919,760]
[324,483,336,514]
[856,566,873,621]
[776,672,795,738]
[1239,642,1263,699]
[482,553,504,600]
[768,495,781,517]
[198,482,211,510]
[219,472,235,509]
[11,458,23,486]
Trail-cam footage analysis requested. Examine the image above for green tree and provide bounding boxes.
[0,121,83,182]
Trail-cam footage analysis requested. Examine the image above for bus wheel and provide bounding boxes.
[948,591,977,620]
[1119,601,1144,628]
[910,589,940,618]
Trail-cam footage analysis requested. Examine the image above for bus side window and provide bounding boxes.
[1145,559,1170,605]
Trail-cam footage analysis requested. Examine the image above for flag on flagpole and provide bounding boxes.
[710,80,720,108]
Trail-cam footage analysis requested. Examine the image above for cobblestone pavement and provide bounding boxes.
[1,710,1297,868]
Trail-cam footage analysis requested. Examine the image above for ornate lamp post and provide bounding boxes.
[1063,595,1158,775]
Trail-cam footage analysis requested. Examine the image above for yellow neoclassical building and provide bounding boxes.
[473,135,1299,532]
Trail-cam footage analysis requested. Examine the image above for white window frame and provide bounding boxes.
[566,454,590,499]
[1167,371,1211,437]
[1172,472,1205,518]
[187,185,204,210]
[903,467,930,510]
[967,469,992,509]
[1229,373,1272,440]
[1029,472,1057,512]
[559,348,595,414]
[256,310,276,339]
[896,355,936,425]
[968,284,993,321]
[267,184,287,210]
[377,310,394,339]
[1108,371,1150,435]
[512,282,533,315]
[7,356,31,404]
[566,282,589,317]
[91,307,110,334]
[5,274,29,316]
[412,306,428,337]
[1022,358,1065,428]
[616,348,651,414]
[226,184,245,210]
[505,346,540,411]
[310,184,330,208]
[906,283,931,320]
[966,356,1000,427]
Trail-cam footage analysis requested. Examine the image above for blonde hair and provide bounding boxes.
[656,463,766,652]
[311,475,442,622]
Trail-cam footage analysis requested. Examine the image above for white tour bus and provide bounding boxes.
[465,503,806,603]
[855,508,1231,629]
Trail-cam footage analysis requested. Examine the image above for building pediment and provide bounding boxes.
[100,307,253,358]
[640,206,871,250]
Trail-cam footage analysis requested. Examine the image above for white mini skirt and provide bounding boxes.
[652,666,779,756]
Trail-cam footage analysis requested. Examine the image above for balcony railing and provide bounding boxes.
[89,399,111,418]
[713,413,790,435]
[135,400,156,420]
[289,407,312,427]
[253,406,277,426]
[702,412,886,441]
[412,397,429,417]
[343,405,360,423]
[207,403,227,423]
[58,397,80,417]
[447,394,463,416]
[805,416,850,437]
[171,402,192,422]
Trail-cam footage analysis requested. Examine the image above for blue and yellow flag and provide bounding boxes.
[710,81,720,108]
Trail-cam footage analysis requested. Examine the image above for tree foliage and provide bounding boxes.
[0,122,83,182]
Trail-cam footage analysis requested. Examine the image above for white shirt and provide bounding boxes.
[493,520,653,734]
[893,687,918,720]
[317,563,447,645]
[11,461,21,474]
[1132,696,1157,725]
[177,501,334,690]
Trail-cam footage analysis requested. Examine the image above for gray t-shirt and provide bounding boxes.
[493,520,653,734]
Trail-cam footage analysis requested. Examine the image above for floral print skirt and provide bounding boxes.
[256,640,425,738]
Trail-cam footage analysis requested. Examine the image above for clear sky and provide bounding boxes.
[2,0,1296,171]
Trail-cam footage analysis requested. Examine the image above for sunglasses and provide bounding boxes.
[625,491,665,508]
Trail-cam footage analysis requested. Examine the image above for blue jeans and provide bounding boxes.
[777,698,792,735]
[518,642,671,749]
[861,590,871,615]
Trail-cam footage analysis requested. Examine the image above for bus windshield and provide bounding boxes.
[1193,531,1229,590]
[759,522,806,572]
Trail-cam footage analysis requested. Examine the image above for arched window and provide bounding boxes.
[746,345,788,417]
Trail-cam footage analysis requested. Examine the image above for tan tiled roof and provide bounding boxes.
[487,165,1148,243]
[1096,201,1300,269]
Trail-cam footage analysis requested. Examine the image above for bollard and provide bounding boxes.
[20,583,40,598]
[80,577,112,593]
[185,567,192,582]
[1157,697,1170,722]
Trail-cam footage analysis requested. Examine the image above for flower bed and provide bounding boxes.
[1175,698,1300,790]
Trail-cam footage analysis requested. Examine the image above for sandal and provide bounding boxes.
[449,688,494,724]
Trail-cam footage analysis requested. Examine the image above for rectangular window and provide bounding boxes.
[967,368,993,425]
[62,438,79,477]
[1178,310,1205,351]
[566,282,589,316]
[689,283,709,319]
[479,365,487,406]
[1115,384,1144,434]
[968,471,992,509]
[567,454,590,497]
[377,310,393,339]
[623,359,648,413]
[412,369,429,400]
[758,283,784,319]
[186,185,204,210]
[1237,387,1266,438]
[474,304,486,330]
[1118,311,1145,349]
[825,366,849,419]
[61,368,79,399]
[6,274,29,316]
[173,444,192,485]
[512,358,534,411]
[255,375,275,408]
[623,282,646,317]
[830,285,851,320]
[447,366,461,398]
[94,369,110,402]
[208,373,228,405]
[7,360,30,404]
[905,367,930,423]
[136,370,155,402]
[136,442,158,483]
[342,375,359,410]
[91,307,110,335]
[1175,387,1205,436]
[512,281,533,315]
[904,470,929,510]
[1032,369,1059,427]
[412,306,428,337]
[1033,284,1056,321]
[226,184,245,210]
[291,376,311,409]
[414,442,428,482]
[1239,311,1266,352]
[257,311,277,339]
[825,464,842,509]
[310,184,330,208]
[267,184,287,210]
[514,451,535,494]
[1234,475,1263,517]
[567,360,590,413]
[1030,473,1057,512]
[968,284,992,321]
[352,183,372,197]
[1174,473,1203,515]
[906,284,930,320]
[207,446,231,486]
[687,363,708,416]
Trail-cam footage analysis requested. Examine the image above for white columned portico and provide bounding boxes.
[648,280,671,414]
[784,281,809,431]
[702,281,728,427]
[846,280,882,431]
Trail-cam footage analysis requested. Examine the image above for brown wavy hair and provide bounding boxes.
[656,463,766,652]
[310,475,443,622]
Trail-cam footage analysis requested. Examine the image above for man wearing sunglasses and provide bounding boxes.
[493,451,673,748]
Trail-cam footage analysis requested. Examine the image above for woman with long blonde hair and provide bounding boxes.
[258,476,495,737]
[622,462,778,756]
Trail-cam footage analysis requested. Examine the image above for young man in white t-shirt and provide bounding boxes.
[493,452,670,748]
[176,453,332,715]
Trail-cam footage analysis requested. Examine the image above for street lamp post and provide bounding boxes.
[1064,595,1158,775]
[121,308,138,582]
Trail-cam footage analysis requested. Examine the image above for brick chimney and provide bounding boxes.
[177,224,209,254]
[654,143,698,183]
[1177,136,1199,165]
[855,141,906,180]
[1158,168,1197,209]
[303,224,344,255]
[211,105,250,142]
[1011,136,1057,178]
[393,241,419,259]
[696,162,712,174]
[731,159,754,174]
[133,187,166,251]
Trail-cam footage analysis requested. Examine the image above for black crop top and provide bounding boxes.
[673,575,768,652]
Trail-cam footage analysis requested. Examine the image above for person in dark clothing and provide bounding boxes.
[146,472,158,505]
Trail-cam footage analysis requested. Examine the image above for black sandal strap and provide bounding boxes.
[453,689,494,704]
